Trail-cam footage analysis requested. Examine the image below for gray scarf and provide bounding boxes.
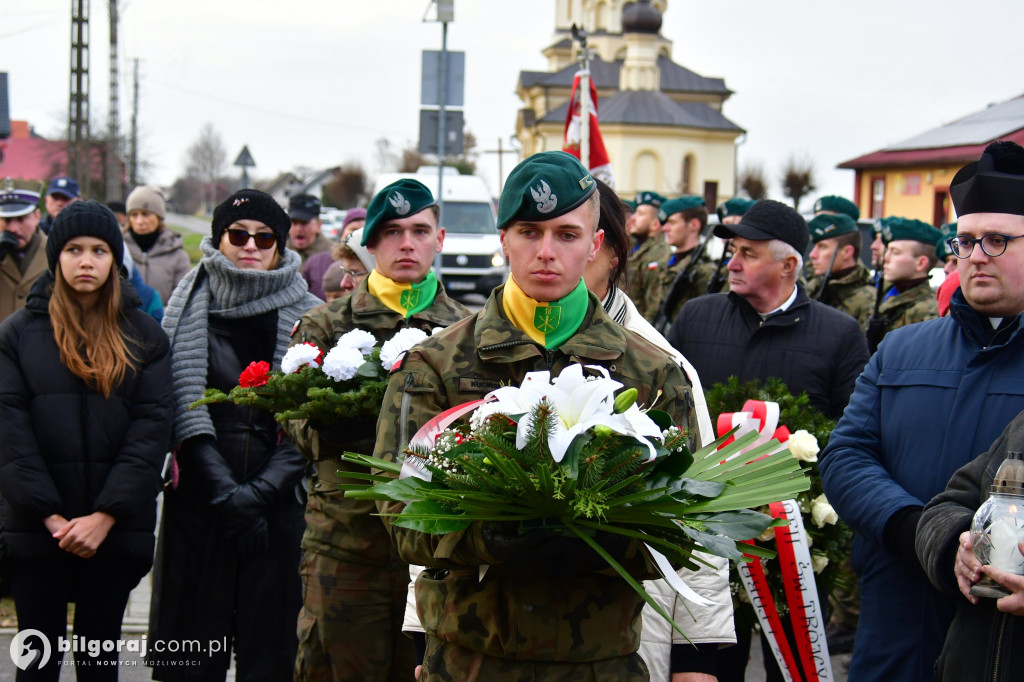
[162,238,322,445]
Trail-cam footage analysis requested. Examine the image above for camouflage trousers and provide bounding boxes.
[295,550,416,682]
[418,635,650,682]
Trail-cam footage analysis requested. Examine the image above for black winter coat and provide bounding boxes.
[0,273,173,573]
[917,412,1024,682]
[148,310,306,679]
[667,283,870,418]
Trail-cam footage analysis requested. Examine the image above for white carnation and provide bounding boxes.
[811,494,839,528]
[281,343,322,374]
[431,327,445,336]
[787,429,820,463]
[380,328,429,370]
[811,553,829,573]
[322,345,365,382]
[336,329,376,356]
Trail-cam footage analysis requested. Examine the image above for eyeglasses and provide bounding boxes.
[947,233,1024,259]
[338,267,368,279]
[226,229,277,250]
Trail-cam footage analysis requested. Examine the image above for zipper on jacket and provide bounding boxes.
[243,404,254,479]
[544,348,556,368]
[991,612,1008,682]
[479,339,534,353]
[399,373,415,449]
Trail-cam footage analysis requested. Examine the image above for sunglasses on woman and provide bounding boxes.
[226,228,277,250]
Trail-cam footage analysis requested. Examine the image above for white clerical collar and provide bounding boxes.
[758,285,799,321]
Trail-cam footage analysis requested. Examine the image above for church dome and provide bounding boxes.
[622,0,662,34]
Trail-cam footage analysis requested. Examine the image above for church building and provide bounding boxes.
[515,0,744,205]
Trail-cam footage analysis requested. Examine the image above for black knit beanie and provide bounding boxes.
[211,189,291,253]
[46,200,125,273]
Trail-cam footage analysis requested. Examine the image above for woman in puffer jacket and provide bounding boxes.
[123,185,191,304]
[149,189,321,682]
[0,201,173,681]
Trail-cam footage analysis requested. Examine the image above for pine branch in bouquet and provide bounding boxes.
[705,376,853,612]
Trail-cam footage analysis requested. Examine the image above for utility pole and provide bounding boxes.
[129,58,139,187]
[106,0,120,199]
[68,0,90,185]
[482,137,519,193]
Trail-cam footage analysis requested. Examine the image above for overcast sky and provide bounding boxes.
[4,1,1023,204]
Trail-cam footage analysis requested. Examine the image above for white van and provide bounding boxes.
[372,167,507,296]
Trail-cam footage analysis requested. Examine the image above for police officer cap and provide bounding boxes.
[714,199,809,255]
[288,193,321,222]
[935,222,957,260]
[47,176,80,199]
[880,216,942,246]
[951,141,1024,217]
[813,195,860,221]
[0,179,41,219]
[361,179,437,246]
[716,197,755,223]
[497,151,597,230]
[808,213,858,244]
[658,195,705,223]
[634,191,665,208]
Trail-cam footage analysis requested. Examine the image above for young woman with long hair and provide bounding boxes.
[0,201,173,681]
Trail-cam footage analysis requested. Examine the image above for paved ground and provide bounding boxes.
[165,212,211,236]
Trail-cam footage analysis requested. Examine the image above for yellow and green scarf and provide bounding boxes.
[502,276,588,349]
[368,269,438,318]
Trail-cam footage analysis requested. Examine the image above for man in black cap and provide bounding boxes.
[0,180,48,322]
[288,193,332,263]
[820,140,1024,682]
[667,199,868,418]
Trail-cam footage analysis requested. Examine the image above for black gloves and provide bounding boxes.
[212,480,276,558]
[0,231,19,261]
[883,506,925,571]
[482,523,630,576]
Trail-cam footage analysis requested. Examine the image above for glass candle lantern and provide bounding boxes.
[970,450,1024,598]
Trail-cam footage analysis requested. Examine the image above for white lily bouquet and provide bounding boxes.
[342,364,811,634]
[190,327,431,424]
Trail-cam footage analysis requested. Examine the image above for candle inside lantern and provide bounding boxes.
[987,512,1024,573]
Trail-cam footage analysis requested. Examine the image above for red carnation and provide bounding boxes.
[239,360,271,388]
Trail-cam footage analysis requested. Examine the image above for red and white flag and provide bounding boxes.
[563,71,615,188]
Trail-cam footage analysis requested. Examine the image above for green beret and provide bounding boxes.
[808,213,859,243]
[880,216,942,246]
[658,195,705,222]
[623,199,637,211]
[361,179,437,246]
[715,197,755,223]
[497,151,596,230]
[813,195,860,221]
[935,222,957,260]
[634,191,666,207]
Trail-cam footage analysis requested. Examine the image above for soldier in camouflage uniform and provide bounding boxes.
[287,179,470,682]
[623,191,671,315]
[373,152,697,682]
[866,217,941,346]
[805,213,876,328]
[645,195,716,331]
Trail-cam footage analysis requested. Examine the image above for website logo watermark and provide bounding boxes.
[10,629,52,671]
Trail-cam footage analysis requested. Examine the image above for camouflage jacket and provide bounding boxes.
[286,277,470,565]
[806,263,877,329]
[372,286,697,664]
[624,236,671,314]
[645,250,717,329]
[873,280,939,335]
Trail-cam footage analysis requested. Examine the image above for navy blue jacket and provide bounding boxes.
[667,283,868,418]
[820,288,1024,682]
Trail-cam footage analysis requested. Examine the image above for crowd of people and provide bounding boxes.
[1,140,1023,682]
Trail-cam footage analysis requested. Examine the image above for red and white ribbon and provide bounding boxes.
[400,399,484,481]
[717,400,831,681]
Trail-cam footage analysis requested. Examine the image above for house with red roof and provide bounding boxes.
[838,94,1024,225]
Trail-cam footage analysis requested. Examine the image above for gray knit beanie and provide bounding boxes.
[126,185,167,220]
